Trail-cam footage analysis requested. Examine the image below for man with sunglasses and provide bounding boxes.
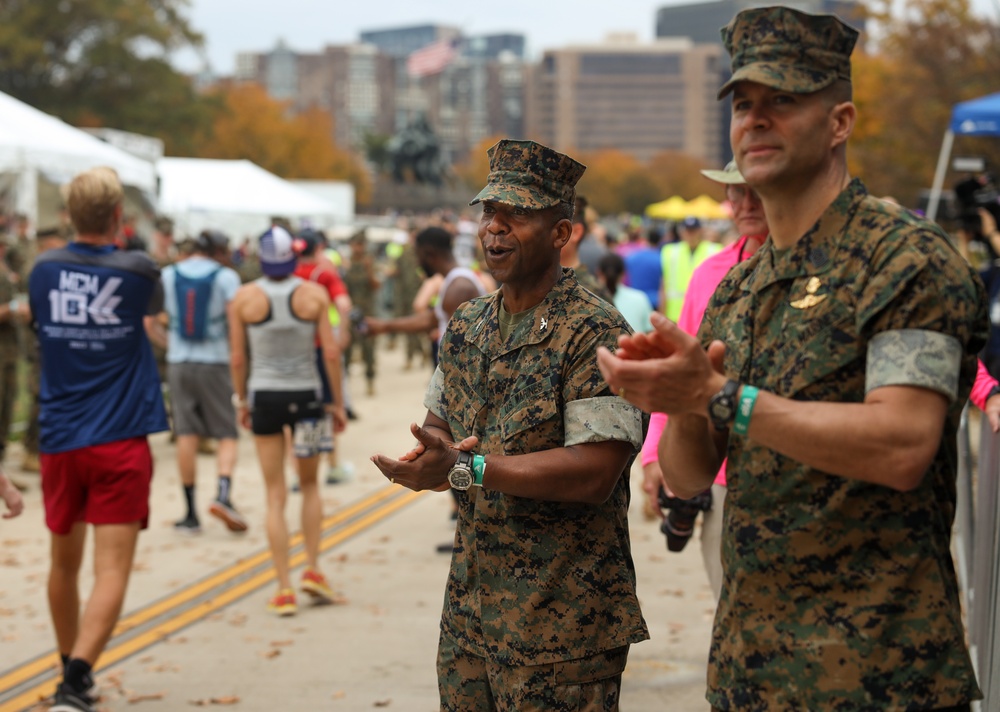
[599,6,985,710]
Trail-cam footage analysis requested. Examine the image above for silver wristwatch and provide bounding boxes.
[447,451,475,491]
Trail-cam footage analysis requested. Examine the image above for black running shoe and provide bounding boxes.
[51,683,95,712]
[173,514,202,536]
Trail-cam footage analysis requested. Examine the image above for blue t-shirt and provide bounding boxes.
[623,246,662,311]
[29,243,169,453]
[161,256,241,365]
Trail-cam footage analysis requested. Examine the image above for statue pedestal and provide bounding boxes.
[368,177,474,214]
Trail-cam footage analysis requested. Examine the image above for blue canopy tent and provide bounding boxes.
[927,91,1000,221]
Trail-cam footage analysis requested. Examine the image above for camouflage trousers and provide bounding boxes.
[346,329,376,382]
[437,630,627,712]
[0,358,14,459]
[22,354,39,455]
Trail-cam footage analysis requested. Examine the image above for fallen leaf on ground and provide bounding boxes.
[128,691,166,703]
[373,700,392,707]
[189,695,241,706]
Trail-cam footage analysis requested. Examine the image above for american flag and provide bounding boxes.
[406,38,458,78]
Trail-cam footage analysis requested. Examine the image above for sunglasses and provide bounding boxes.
[726,185,760,204]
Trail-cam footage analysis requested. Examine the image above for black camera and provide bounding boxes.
[349,307,368,335]
[657,485,712,553]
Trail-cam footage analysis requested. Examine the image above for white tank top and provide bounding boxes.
[247,276,320,393]
[434,267,487,341]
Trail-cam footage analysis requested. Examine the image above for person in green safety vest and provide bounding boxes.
[658,216,721,321]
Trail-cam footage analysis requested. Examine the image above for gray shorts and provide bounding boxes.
[167,362,238,439]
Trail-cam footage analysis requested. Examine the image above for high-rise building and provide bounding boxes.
[359,24,460,59]
[524,36,727,166]
[235,26,527,168]
[236,41,397,151]
[656,0,864,45]
[409,53,525,166]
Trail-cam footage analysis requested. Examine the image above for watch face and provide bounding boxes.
[449,467,473,491]
[709,397,734,421]
[709,380,740,430]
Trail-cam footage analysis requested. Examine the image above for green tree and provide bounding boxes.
[0,0,215,151]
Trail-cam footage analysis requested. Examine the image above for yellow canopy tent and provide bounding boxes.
[644,195,689,220]
[685,194,731,220]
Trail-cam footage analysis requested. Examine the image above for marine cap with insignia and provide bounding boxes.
[470,139,586,211]
[717,6,860,100]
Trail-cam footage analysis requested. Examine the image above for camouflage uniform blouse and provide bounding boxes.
[424,268,648,666]
[700,179,986,710]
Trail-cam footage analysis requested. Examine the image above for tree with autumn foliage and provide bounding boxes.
[647,151,719,202]
[452,135,506,192]
[574,150,661,216]
[192,84,371,206]
[852,0,1000,208]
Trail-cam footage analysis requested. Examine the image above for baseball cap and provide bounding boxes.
[470,139,586,210]
[195,229,229,255]
[682,217,701,230]
[259,226,297,277]
[700,160,746,185]
[295,228,325,257]
[717,6,859,100]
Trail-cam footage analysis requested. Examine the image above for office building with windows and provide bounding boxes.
[524,36,727,166]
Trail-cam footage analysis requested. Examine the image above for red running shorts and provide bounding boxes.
[41,437,154,535]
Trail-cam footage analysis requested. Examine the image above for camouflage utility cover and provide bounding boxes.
[470,139,585,211]
[718,5,859,99]
[699,178,986,709]
[425,269,647,665]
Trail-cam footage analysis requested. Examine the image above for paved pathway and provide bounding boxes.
[0,343,715,711]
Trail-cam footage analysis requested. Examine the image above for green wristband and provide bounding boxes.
[472,454,486,486]
[733,385,759,436]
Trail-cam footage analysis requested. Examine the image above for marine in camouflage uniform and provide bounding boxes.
[599,7,985,711]
[393,237,428,368]
[372,140,647,711]
[19,228,67,470]
[700,180,985,710]
[343,233,379,394]
[0,247,19,465]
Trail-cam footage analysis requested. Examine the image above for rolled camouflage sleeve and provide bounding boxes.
[423,365,447,422]
[565,396,643,450]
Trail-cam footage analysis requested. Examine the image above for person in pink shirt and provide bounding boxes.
[640,164,1000,602]
[639,161,766,599]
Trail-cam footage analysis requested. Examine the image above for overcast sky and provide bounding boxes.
[175,0,688,74]
[175,0,1000,75]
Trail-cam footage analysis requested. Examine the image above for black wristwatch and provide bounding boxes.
[708,379,740,431]
[447,451,475,491]
[988,384,1000,401]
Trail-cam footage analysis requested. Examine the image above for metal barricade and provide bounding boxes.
[956,406,1000,711]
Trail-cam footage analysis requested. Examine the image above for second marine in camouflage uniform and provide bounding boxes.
[701,179,985,710]
[373,139,647,710]
[599,6,985,711]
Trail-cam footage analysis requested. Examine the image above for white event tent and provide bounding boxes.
[157,157,352,243]
[0,90,157,223]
